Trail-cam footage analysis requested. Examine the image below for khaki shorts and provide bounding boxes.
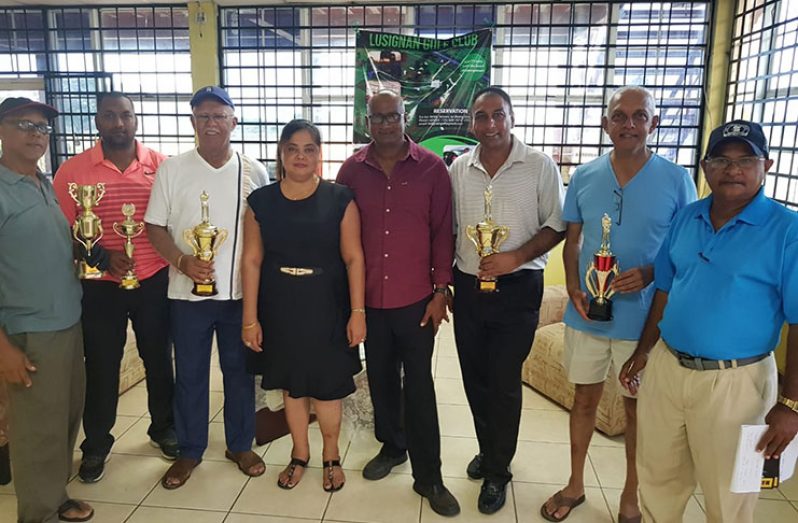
[562,325,638,398]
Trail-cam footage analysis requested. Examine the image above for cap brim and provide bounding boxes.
[707,137,766,159]
[0,101,59,119]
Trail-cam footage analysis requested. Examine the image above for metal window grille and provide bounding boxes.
[727,0,798,209]
[219,2,710,181]
[0,5,193,172]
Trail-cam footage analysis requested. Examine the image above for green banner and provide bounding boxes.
[354,29,492,161]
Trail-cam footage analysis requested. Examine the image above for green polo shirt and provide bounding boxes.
[0,163,82,335]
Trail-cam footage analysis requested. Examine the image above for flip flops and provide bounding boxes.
[225,449,266,477]
[323,459,345,492]
[540,490,586,522]
[57,499,94,522]
[160,457,201,490]
[277,456,309,489]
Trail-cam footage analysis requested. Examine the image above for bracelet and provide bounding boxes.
[242,321,259,330]
[778,394,798,414]
[433,286,451,297]
[175,254,186,273]
[351,308,366,314]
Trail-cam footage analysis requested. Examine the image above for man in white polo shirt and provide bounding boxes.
[145,86,268,489]
[449,86,566,514]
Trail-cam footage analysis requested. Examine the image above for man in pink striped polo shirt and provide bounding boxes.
[53,92,176,483]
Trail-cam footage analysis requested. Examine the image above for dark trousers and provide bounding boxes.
[365,296,443,487]
[171,299,255,460]
[453,266,542,485]
[80,267,174,457]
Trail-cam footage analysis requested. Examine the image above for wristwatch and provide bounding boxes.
[433,286,452,297]
[777,394,798,414]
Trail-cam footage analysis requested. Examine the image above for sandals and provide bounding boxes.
[277,457,308,489]
[225,450,266,477]
[323,459,345,492]
[161,457,201,490]
[58,499,94,522]
[540,490,586,522]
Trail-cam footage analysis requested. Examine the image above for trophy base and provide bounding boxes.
[119,274,140,290]
[587,298,613,321]
[476,278,498,293]
[192,281,218,297]
[79,261,104,280]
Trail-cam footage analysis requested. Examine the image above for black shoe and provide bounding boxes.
[478,480,507,515]
[466,453,483,480]
[150,433,179,460]
[78,454,109,483]
[362,451,408,480]
[413,482,461,517]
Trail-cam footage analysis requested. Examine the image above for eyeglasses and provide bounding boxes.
[5,119,53,135]
[704,156,764,171]
[193,114,232,124]
[367,112,403,125]
[613,188,623,226]
[609,111,650,126]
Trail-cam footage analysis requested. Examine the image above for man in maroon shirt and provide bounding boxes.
[336,90,459,517]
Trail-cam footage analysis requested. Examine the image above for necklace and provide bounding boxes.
[282,176,320,201]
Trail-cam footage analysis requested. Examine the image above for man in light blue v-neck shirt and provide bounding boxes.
[541,86,696,523]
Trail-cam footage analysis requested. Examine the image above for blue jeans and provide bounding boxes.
[171,299,255,460]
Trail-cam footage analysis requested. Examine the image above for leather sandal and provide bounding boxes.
[57,499,94,522]
[277,457,308,489]
[161,457,201,490]
[323,459,345,492]
[225,450,265,477]
[540,490,586,522]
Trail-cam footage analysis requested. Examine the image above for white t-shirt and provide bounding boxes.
[145,149,268,301]
[449,135,566,275]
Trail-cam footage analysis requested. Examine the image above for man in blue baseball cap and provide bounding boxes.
[620,120,798,522]
[146,85,269,489]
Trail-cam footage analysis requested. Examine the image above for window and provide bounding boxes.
[220,2,710,180]
[727,0,798,209]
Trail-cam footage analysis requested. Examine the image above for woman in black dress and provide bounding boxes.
[241,120,366,492]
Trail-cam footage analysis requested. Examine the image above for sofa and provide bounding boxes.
[521,285,628,436]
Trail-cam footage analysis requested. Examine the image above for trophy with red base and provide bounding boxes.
[585,214,620,321]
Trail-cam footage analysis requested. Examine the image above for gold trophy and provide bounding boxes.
[112,203,145,290]
[183,191,228,296]
[584,214,621,321]
[466,185,510,293]
[68,182,106,279]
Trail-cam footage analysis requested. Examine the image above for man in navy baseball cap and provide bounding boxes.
[0,97,59,120]
[705,119,769,159]
[189,86,234,109]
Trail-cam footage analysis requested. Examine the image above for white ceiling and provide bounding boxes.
[0,0,447,6]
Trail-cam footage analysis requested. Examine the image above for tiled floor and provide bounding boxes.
[2,323,797,522]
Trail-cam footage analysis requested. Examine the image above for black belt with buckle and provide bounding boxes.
[665,343,770,371]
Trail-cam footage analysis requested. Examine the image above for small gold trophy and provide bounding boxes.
[68,182,106,279]
[466,185,510,293]
[112,203,145,290]
[183,191,228,296]
[584,214,621,321]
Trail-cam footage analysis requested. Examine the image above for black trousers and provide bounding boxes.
[453,266,542,485]
[80,267,174,457]
[365,296,443,487]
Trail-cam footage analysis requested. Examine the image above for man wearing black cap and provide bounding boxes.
[145,86,269,489]
[0,97,94,521]
[620,120,798,522]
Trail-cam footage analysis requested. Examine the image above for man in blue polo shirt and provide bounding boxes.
[542,86,696,522]
[620,120,798,522]
[0,97,94,521]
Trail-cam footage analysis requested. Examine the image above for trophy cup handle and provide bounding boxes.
[94,223,104,244]
[183,229,201,256]
[584,261,599,297]
[72,221,88,249]
[465,225,480,251]
[112,222,124,237]
[94,183,106,203]
[494,226,510,252]
[67,183,78,205]
[603,265,621,300]
[211,228,229,257]
[130,223,145,239]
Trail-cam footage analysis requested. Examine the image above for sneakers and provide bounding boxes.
[150,433,179,460]
[362,451,408,480]
[466,452,483,479]
[478,480,507,514]
[78,454,110,483]
[413,482,461,517]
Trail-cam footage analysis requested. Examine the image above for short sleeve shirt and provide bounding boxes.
[562,153,697,340]
[144,149,268,301]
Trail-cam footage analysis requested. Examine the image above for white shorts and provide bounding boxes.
[562,325,638,398]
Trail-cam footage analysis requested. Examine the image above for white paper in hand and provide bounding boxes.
[730,424,798,493]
